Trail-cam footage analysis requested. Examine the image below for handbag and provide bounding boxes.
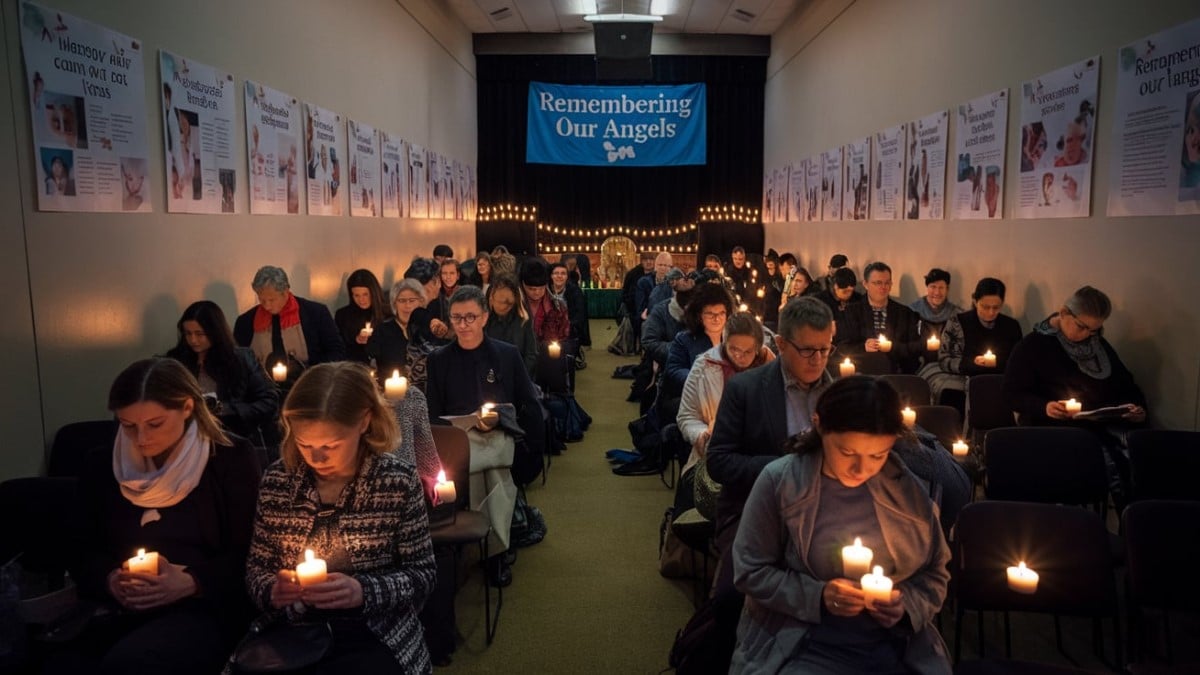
[230,618,332,673]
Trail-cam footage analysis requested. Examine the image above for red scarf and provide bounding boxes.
[252,292,300,332]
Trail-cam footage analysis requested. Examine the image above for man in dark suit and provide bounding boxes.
[835,260,923,373]
[233,265,345,373]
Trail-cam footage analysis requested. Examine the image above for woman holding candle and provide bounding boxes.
[520,259,571,347]
[551,261,590,355]
[243,362,436,672]
[165,300,279,446]
[334,268,390,365]
[909,268,963,344]
[730,376,953,674]
[366,279,435,381]
[483,275,538,376]
[64,358,261,674]
[919,277,1024,410]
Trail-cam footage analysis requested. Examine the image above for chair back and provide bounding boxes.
[964,374,1011,440]
[535,348,571,395]
[430,425,471,509]
[914,405,963,451]
[983,427,1108,510]
[850,352,893,376]
[879,374,932,407]
[1127,429,1200,502]
[1123,500,1200,613]
[49,420,117,477]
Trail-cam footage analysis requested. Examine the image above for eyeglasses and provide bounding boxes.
[449,313,482,325]
[702,310,727,320]
[1062,308,1103,335]
[781,336,836,361]
[724,344,757,359]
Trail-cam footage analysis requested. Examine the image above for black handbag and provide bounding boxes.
[230,619,332,673]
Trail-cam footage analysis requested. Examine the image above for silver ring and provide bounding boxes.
[832,600,840,608]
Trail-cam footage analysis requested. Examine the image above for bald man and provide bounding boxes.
[636,252,673,321]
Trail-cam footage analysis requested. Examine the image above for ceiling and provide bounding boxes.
[446,0,803,36]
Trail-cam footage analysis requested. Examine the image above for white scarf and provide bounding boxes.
[113,422,211,526]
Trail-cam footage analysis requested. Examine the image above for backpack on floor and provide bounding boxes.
[608,316,638,356]
[667,594,730,674]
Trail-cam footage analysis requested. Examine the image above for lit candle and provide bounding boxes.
[738,303,748,312]
[480,402,498,426]
[127,548,159,575]
[927,334,941,351]
[1063,398,1082,415]
[982,349,997,367]
[434,469,457,505]
[295,549,327,587]
[548,341,562,358]
[271,362,287,382]
[359,322,373,339]
[756,287,765,298]
[951,439,969,458]
[841,537,873,578]
[839,358,855,377]
[1006,561,1039,594]
[860,565,893,609]
[384,370,408,399]
[877,334,892,353]
[902,406,916,428]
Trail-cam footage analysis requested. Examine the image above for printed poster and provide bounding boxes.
[843,137,871,220]
[18,3,150,212]
[805,156,821,222]
[820,147,842,221]
[788,159,806,222]
[380,132,405,218]
[465,164,477,220]
[1107,18,1200,216]
[1016,57,1099,219]
[773,165,789,223]
[427,152,444,219]
[761,170,774,224]
[952,90,1008,220]
[160,51,237,213]
[452,159,465,220]
[871,125,905,220]
[904,110,948,220]
[408,143,428,218]
[245,81,301,215]
[303,102,344,216]
[348,119,380,217]
[444,157,458,220]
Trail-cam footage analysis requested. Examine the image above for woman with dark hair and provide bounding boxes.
[781,267,817,311]
[551,261,589,351]
[403,257,450,345]
[468,251,493,291]
[427,259,461,330]
[334,269,390,364]
[731,376,952,675]
[62,358,260,674]
[664,283,736,401]
[762,255,784,330]
[165,300,278,444]
[919,277,1023,409]
[243,362,436,672]
[484,275,537,375]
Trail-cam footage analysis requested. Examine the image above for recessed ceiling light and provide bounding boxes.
[584,13,663,22]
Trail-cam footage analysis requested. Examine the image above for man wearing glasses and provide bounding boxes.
[836,261,923,374]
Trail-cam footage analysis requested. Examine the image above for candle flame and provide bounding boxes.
[391,369,400,379]
[1018,561,1027,571]
[843,358,852,366]
[136,548,145,558]
[365,322,372,330]
[853,537,862,547]
[305,549,315,563]
[437,469,447,483]
[872,565,883,576]
[985,349,994,356]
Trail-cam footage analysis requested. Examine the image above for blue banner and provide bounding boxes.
[526,82,706,166]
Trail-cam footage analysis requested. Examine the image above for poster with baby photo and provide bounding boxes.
[1107,17,1200,216]
[302,102,344,217]
[245,81,302,215]
[952,89,1008,220]
[1016,56,1099,219]
[820,147,842,221]
[805,155,821,222]
[380,132,405,218]
[348,119,380,218]
[407,142,428,218]
[160,51,237,214]
[788,159,806,223]
[761,169,774,224]
[842,137,871,220]
[904,110,948,220]
[19,3,149,212]
[871,124,905,220]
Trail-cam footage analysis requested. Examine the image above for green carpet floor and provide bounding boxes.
[443,319,696,673]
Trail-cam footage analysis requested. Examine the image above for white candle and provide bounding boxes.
[359,322,373,338]
[1006,561,1039,594]
[738,303,748,312]
[434,469,457,505]
[841,537,873,578]
[1063,398,1082,415]
[295,549,328,587]
[127,548,159,575]
[877,334,892,353]
[480,402,498,426]
[548,341,562,358]
[902,407,916,428]
[952,439,969,457]
[756,287,765,298]
[384,370,408,399]
[271,362,287,382]
[982,349,997,368]
[927,334,941,351]
[860,565,894,609]
[839,358,855,378]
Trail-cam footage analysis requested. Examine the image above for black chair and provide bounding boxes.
[951,501,1121,667]
[48,420,117,477]
[428,425,499,645]
[915,404,963,451]
[880,374,932,407]
[954,658,1100,674]
[983,427,1109,515]
[964,375,1011,448]
[1122,500,1200,669]
[850,352,894,376]
[1127,429,1200,502]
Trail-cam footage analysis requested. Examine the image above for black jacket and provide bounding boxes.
[233,295,346,366]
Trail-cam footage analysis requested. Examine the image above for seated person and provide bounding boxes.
[243,362,436,672]
[909,268,962,350]
[664,283,736,404]
[366,279,434,379]
[427,258,461,330]
[521,259,570,346]
[919,277,1023,409]
[641,279,695,369]
[731,376,951,674]
[65,358,260,674]
[391,384,442,504]
[165,300,279,446]
[484,275,537,376]
[836,262,922,374]
[637,252,674,321]
[333,269,389,365]
[817,267,863,330]
[781,266,817,311]
[403,257,451,346]
[551,261,590,353]
[233,265,346,377]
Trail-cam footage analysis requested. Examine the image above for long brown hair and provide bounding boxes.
[279,362,399,471]
[108,358,230,446]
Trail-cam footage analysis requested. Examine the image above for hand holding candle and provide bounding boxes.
[384,370,408,400]
[926,334,941,351]
[358,322,373,342]
[1063,398,1082,416]
[877,334,892,353]
[295,549,327,587]
[839,358,855,377]
[126,548,159,575]
[981,349,997,368]
[841,537,873,578]
[272,362,287,382]
[1006,561,1038,594]
[860,566,893,609]
[478,402,498,430]
[901,406,916,428]
[952,439,969,458]
[434,469,456,506]
[548,341,562,358]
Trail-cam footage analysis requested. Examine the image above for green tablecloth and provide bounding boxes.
[584,288,623,319]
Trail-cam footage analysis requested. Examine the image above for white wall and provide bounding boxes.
[764,0,1200,431]
[0,0,478,479]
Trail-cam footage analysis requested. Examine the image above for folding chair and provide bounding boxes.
[1127,430,1200,502]
[963,374,1011,448]
[914,404,963,452]
[880,373,932,407]
[983,427,1109,516]
[48,420,117,477]
[428,425,500,645]
[951,501,1121,667]
[1122,500,1200,669]
[852,351,894,376]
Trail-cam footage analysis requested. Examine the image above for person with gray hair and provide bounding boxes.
[366,278,433,378]
[233,265,345,375]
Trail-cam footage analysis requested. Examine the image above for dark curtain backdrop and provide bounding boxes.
[475,54,765,262]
